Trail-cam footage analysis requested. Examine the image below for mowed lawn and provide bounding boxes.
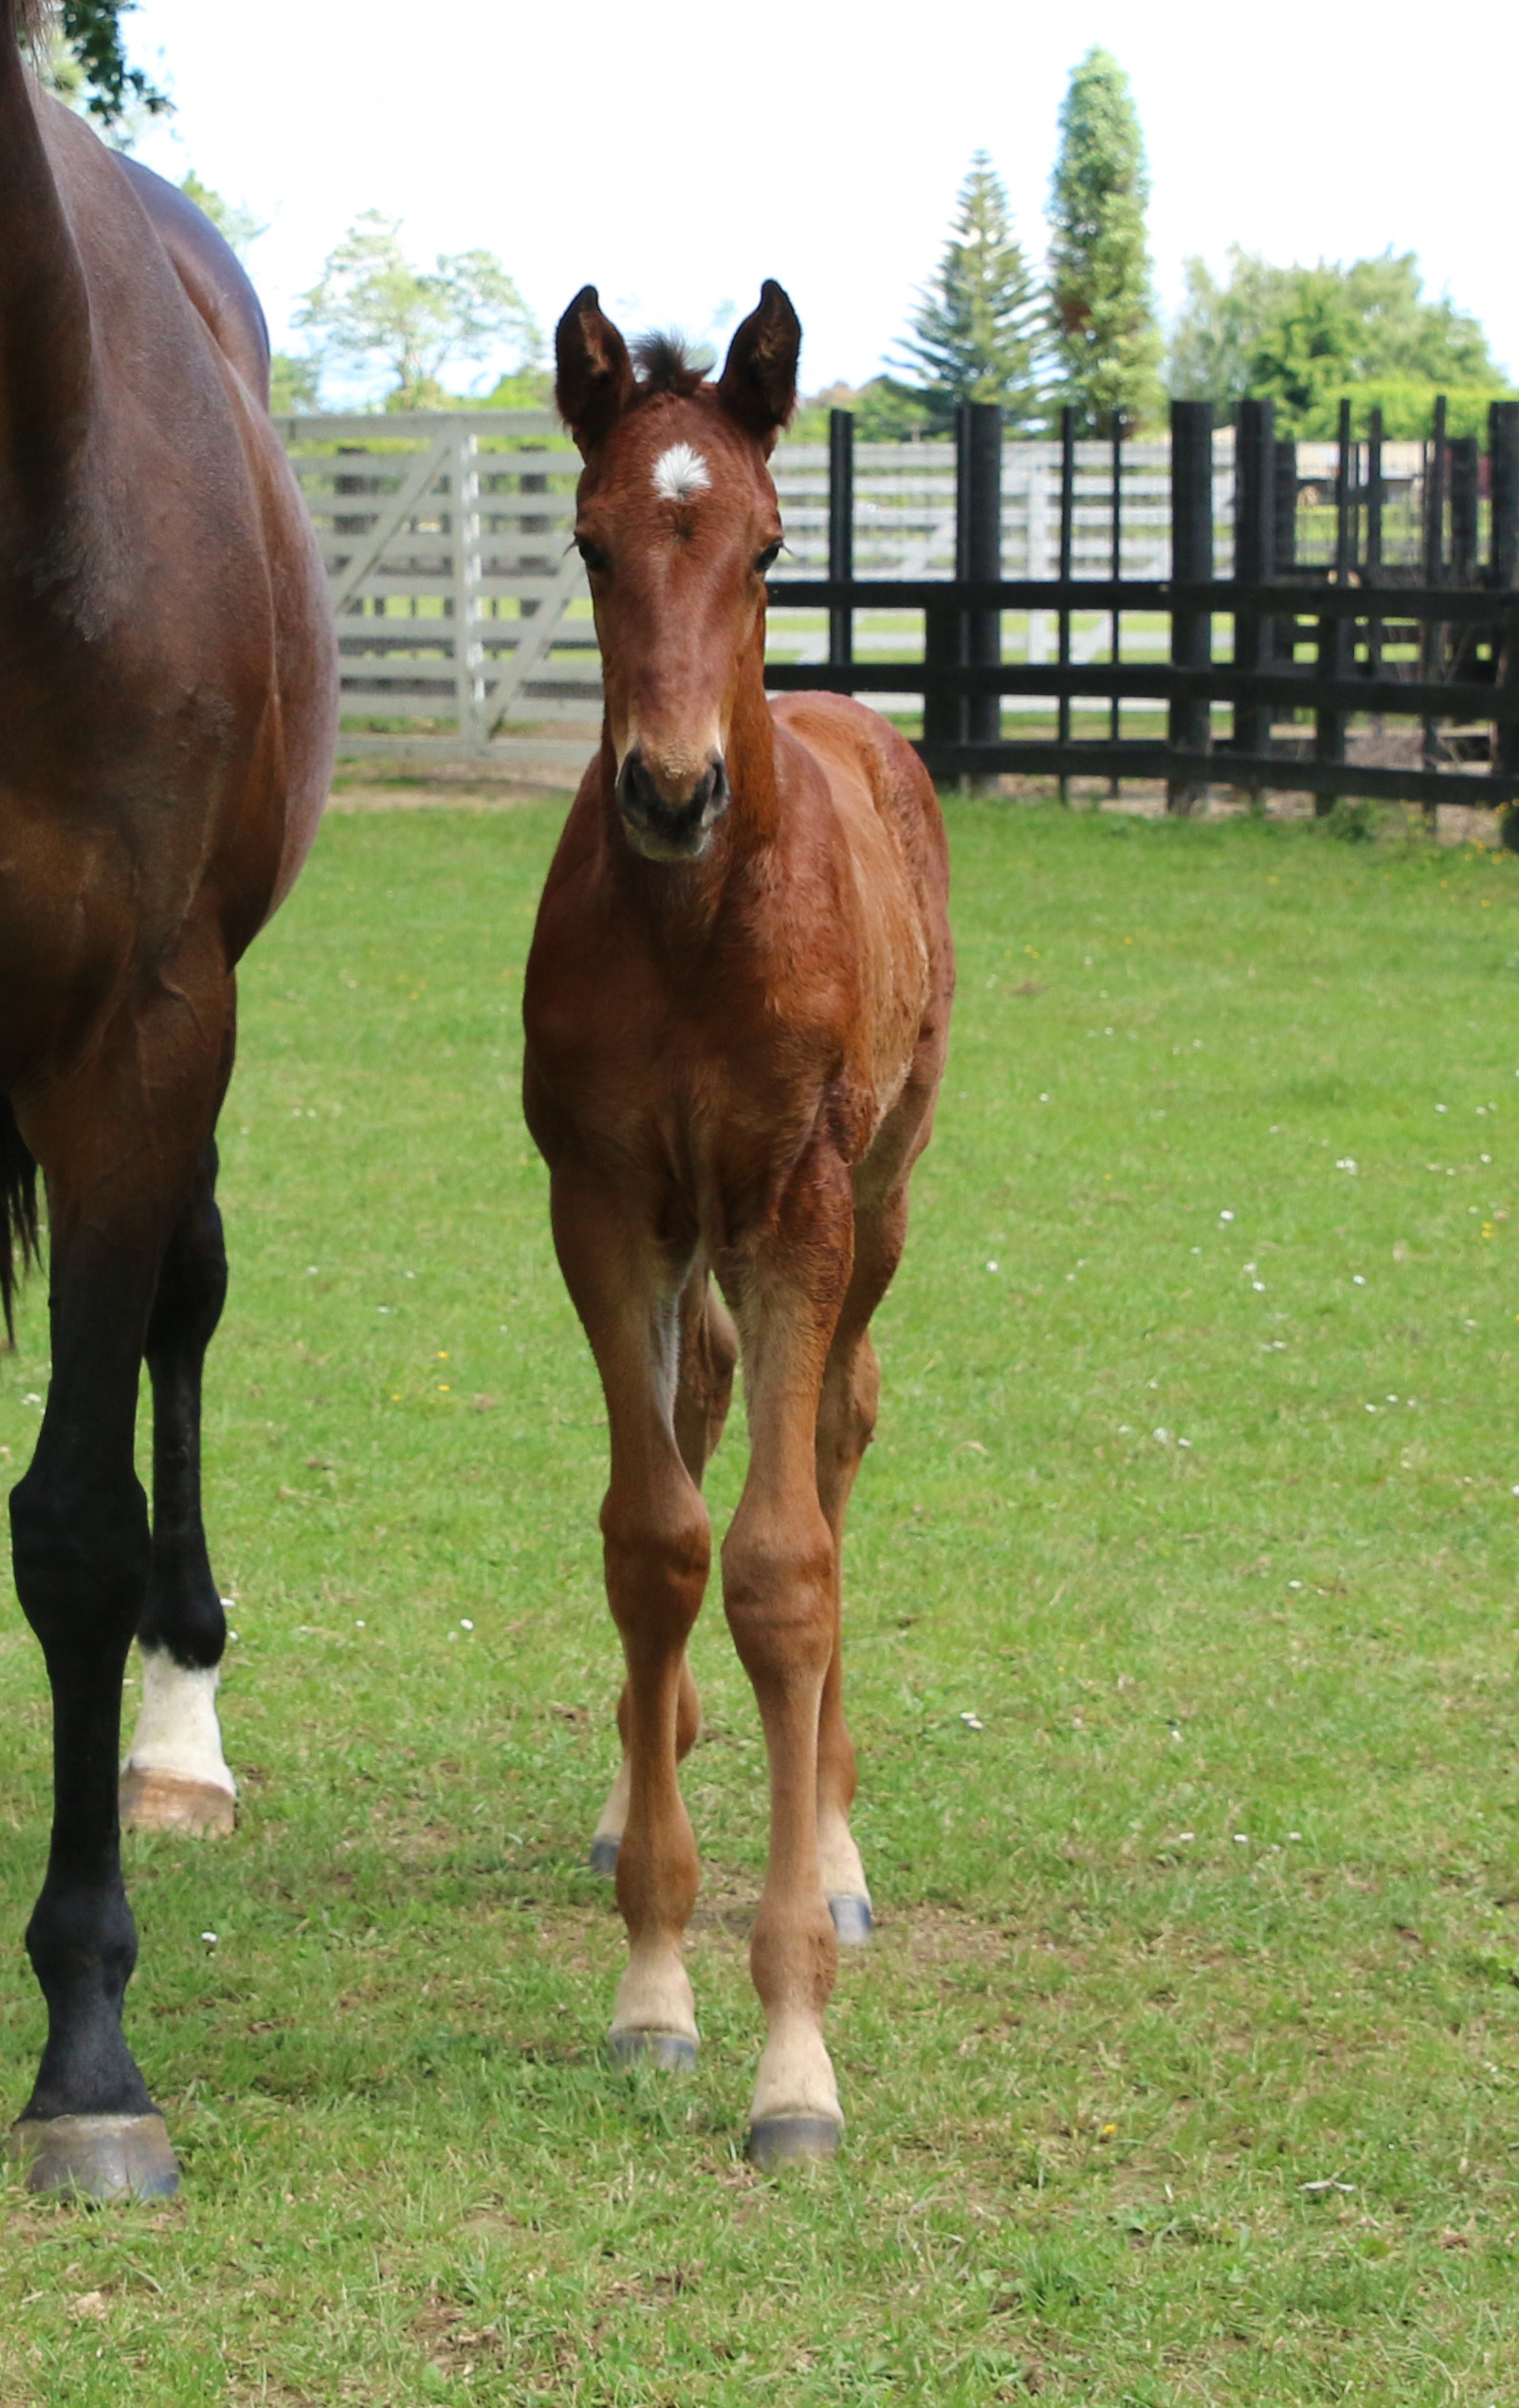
[1,797,1518,2406]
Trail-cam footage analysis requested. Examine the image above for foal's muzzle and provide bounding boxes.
[615,748,731,861]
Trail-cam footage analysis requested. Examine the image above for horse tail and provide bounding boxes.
[0,1095,39,1345]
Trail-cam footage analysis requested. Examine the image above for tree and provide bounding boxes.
[24,0,170,128]
[295,213,541,412]
[1048,47,1162,431]
[887,152,1046,434]
[1170,246,1503,430]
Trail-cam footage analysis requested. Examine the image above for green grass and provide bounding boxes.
[2,799,1518,2404]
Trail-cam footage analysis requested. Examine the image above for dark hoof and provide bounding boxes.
[588,1835,621,1879]
[829,1895,873,1946]
[9,2113,180,2201]
[609,2030,697,2071]
[745,2115,842,2170]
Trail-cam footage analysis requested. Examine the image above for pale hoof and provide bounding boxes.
[829,1895,873,1946]
[120,1767,236,1837]
[609,2030,697,2071]
[9,2113,180,2201]
[588,1835,620,1879]
[745,2114,842,2170]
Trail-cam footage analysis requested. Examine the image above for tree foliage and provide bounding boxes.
[295,213,541,412]
[1048,47,1162,432]
[1170,247,1503,431]
[27,1,170,128]
[888,152,1046,434]
[179,172,265,264]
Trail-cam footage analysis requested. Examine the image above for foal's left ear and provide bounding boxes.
[717,280,801,452]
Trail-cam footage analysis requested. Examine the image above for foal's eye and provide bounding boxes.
[755,542,781,578]
[576,536,609,575]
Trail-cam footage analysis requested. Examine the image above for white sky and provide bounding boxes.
[120,0,1519,397]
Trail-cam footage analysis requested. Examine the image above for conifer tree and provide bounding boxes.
[888,152,1046,434]
[1048,49,1162,431]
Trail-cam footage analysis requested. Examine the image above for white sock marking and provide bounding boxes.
[123,1647,236,1797]
[651,443,710,504]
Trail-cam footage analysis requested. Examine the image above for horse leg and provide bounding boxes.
[722,1157,853,2165]
[553,1170,710,2066]
[7,1012,224,2198]
[120,1136,236,1837]
[814,1186,909,1947]
[589,1270,734,1877]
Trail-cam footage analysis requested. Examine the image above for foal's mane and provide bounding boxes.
[11,1,54,46]
[630,333,713,404]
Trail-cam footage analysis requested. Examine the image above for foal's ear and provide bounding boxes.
[717,280,801,451]
[555,286,635,454]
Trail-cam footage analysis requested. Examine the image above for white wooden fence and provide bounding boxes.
[277,412,1423,771]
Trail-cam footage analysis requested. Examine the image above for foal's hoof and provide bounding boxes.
[745,2115,842,2171]
[120,1767,236,1838]
[9,2113,180,2201]
[829,1895,873,1947]
[588,1835,620,1879]
[609,2030,697,2072]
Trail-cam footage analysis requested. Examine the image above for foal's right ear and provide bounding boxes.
[555,287,635,455]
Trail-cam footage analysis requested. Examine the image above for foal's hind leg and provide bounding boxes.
[121,1137,237,1837]
[590,1272,735,1876]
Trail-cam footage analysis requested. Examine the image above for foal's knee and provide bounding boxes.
[722,1505,836,1682]
[601,1483,710,1645]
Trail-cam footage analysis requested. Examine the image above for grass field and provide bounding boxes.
[1,798,1517,2405]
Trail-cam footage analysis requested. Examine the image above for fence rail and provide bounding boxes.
[279,395,1519,824]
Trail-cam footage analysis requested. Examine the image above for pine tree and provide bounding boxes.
[888,153,1046,434]
[1048,49,1162,432]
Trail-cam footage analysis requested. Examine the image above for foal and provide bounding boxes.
[1,13,335,2196]
[523,284,952,2163]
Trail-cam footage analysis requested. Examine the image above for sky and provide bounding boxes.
[117,0,1519,399]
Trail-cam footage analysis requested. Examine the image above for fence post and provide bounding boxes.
[923,404,969,747]
[1366,406,1385,701]
[1168,399,1214,814]
[1312,398,1355,815]
[1450,437,1479,587]
[828,408,854,670]
[453,426,485,751]
[1056,405,1075,799]
[964,401,1003,754]
[1421,395,1449,786]
[1492,403,1519,851]
[1108,413,1126,793]
[1233,396,1274,773]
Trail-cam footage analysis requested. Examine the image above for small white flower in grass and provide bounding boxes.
[1178,1831,1195,1842]
[1288,1579,1303,1590]
[1219,1209,1235,1222]
[1234,1833,1249,1845]
[1365,1404,1378,1413]
[1288,1831,1302,1841]
[1335,1157,1358,1174]
[1352,1275,1366,1286]
[306,1266,319,1276]
[1437,1104,1449,1113]
[1386,1395,1399,1404]
[960,1712,984,1731]
[460,1618,474,1631]
[1153,1427,1169,1443]
[1253,1280,1266,1293]
[355,1619,365,1628]
[228,1630,240,1644]
[1178,1438,1192,1449]
[201,1931,218,1946]
[986,1259,999,1273]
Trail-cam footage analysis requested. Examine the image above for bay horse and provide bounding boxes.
[523,283,953,2165]
[1,7,337,2197]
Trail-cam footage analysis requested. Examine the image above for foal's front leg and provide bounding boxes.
[552,1168,710,2066]
[722,1155,854,2165]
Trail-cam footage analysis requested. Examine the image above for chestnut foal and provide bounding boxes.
[0,11,335,2196]
[523,284,953,2164]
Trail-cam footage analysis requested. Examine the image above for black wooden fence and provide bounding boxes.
[765,397,1519,832]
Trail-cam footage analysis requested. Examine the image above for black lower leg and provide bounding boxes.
[137,1142,228,1671]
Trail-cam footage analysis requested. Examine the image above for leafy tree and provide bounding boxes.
[24,0,170,128]
[267,354,321,414]
[887,152,1046,434]
[1170,247,1502,430]
[1048,47,1162,431]
[295,213,540,411]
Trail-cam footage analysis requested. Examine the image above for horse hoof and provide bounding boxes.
[829,1895,873,1946]
[745,2115,842,2170]
[120,1767,236,1838]
[588,1835,620,1879]
[9,2113,180,2201]
[609,2030,697,2072]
